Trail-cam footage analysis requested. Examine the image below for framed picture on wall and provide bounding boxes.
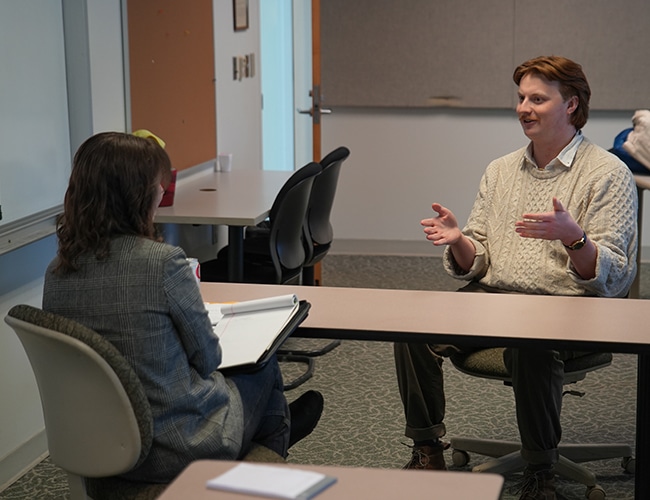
[233,0,249,31]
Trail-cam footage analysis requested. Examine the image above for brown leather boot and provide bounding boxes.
[514,468,556,500]
[402,442,448,470]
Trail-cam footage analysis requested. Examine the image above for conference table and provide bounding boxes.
[155,168,293,281]
[202,282,650,500]
[157,460,504,499]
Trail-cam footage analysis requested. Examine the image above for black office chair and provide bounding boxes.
[244,146,350,286]
[201,162,322,285]
[448,348,635,500]
[202,163,323,390]
[302,146,350,286]
[275,147,352,375]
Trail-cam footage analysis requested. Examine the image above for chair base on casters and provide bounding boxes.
[278,354,315,391]
[278,338,341,357]
[277,338,342,389]
[85,476,167,500]
[450,437,635,499]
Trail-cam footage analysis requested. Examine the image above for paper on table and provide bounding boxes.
[205,295,300,369]
[206,463,336,499]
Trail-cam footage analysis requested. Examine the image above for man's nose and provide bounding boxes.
[517,98,531,114]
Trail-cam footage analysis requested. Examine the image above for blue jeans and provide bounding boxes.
[229,356,290,458]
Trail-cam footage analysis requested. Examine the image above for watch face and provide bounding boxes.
[570,240,586,250]
[566,233,587,250]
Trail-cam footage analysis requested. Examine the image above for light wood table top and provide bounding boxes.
[155,169,293,226]
[157,460,504,500]
[634,174,650,191]
[201,282,650,498]
[202,282,650,353]
[156,169,293,281]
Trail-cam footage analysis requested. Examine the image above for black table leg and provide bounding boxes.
[227,226,244,282]
[636,353,650,499]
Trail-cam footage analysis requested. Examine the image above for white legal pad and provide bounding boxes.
[205,294,302,370]
[206,463,336,499]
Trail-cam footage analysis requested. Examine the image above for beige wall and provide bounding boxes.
[321,109,638,254]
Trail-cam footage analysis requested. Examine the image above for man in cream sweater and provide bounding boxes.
[394,56,637,500]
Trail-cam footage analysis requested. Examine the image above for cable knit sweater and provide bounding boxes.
[443,137,637,297]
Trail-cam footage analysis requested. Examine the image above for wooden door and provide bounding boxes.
[311,0,322,163]
[310,0,328,285]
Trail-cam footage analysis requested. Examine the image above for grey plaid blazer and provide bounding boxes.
[43,235,244,483]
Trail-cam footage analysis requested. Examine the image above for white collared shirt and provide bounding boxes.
[524,130,584,171]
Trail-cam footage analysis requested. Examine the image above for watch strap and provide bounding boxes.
[564,231,587,251]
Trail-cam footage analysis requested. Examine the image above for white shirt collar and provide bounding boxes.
[524,130,584,170]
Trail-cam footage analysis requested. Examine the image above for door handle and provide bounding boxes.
[297,107,332,119]
[300,86,332,124]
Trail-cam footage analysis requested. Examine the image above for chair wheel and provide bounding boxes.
[585,485,606,500]
[621,456,636,474]
[451,449,470,467]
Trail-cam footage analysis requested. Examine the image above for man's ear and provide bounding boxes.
[567,95,579,115]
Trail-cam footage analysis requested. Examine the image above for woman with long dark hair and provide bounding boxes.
[43,132,322,483]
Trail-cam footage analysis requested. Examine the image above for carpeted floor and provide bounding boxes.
[1,254,641,499]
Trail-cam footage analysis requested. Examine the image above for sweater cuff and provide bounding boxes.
[442,239,486,279]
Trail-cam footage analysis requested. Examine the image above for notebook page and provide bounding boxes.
[205,296,300,369]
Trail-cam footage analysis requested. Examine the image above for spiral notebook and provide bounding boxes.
[205,294,310,371]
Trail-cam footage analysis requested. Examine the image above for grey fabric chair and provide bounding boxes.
[5,305,284,500]
[5,304,164,500]
[449,348,635,500]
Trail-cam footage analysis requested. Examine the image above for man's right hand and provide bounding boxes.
[421,203,463,246]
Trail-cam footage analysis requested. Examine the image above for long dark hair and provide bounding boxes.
[54,131,172,273]
[513,55,591,130]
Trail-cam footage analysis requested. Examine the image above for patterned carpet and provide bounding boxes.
[1,254,642,499]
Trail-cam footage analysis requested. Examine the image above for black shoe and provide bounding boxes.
[288,390,324,447]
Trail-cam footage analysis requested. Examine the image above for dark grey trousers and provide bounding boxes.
[393,283,577,466]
